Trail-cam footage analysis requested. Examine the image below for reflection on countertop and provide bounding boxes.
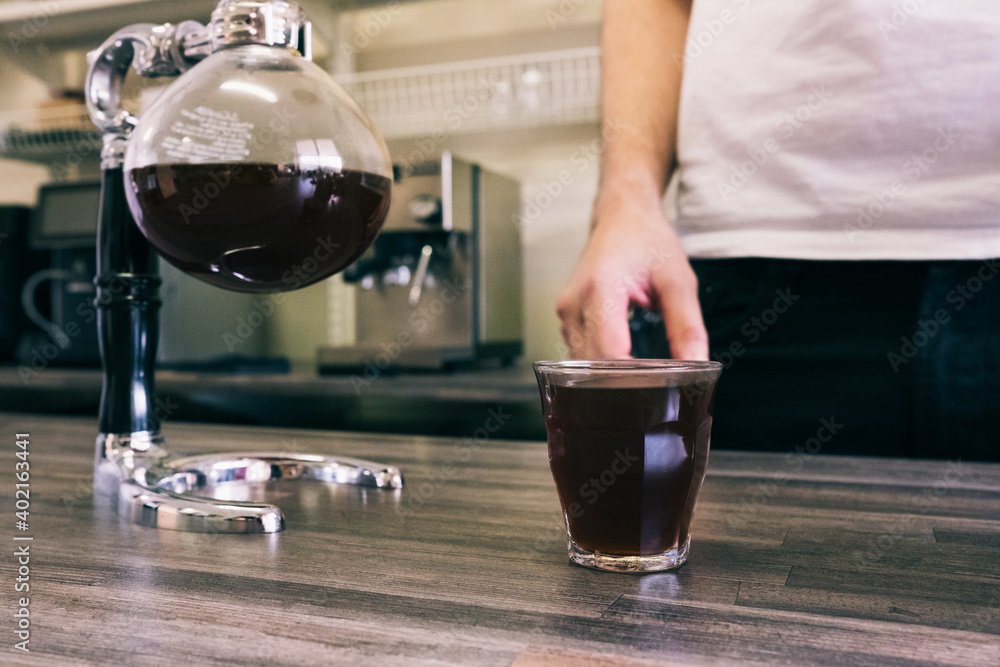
[0,363,544,440]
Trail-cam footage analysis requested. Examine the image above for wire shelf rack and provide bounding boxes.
[0,104,102,167]
[337,46,600,139]
[0,46,601,165]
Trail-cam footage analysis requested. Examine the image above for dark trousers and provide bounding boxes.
[631,258,1000,461]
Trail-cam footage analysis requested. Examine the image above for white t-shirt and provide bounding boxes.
[673,0,1000,259]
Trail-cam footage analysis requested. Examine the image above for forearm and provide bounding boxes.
[557,0,705,361]
[598,0,692,214]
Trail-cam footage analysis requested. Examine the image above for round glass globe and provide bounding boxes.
[124,43,392,293]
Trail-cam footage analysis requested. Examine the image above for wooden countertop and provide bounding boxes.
[2,412,998,666]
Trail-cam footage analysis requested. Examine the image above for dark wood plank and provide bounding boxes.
[934,528,1000,548]
[736,581,1000,636]
[602,595,999,666]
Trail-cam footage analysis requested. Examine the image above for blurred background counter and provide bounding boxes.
[0,365,545,439]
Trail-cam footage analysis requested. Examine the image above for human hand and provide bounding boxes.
[556,189,708,360]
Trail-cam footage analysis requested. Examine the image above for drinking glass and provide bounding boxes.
[534,360,722,572]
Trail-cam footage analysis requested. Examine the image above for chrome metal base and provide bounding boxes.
[95,433,404,533]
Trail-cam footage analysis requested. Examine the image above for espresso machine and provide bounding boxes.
[85,0,403,533]
[318,152,523,371]
[16,182,101,367]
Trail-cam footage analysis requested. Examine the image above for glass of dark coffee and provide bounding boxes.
[533,360,722,572]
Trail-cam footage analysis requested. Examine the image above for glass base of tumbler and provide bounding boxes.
[568,536,690,573]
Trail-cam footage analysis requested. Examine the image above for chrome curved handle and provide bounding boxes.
[119,482,285,533]
[154,452,404,492]
[101,451,403,534]
[408,244,434,306]
[85,21,209,166]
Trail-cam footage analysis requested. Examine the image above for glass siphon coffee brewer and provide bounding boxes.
[86,0,402,533]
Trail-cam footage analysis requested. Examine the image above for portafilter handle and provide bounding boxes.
[408,244,434,306]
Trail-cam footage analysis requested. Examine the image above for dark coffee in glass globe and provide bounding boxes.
[126,162,391,292]
[123,2,392,293]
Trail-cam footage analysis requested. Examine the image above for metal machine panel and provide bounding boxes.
[320,152,522,371]
[476,169,522,346]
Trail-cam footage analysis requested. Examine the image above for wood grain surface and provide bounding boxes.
[0,412,997,666]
